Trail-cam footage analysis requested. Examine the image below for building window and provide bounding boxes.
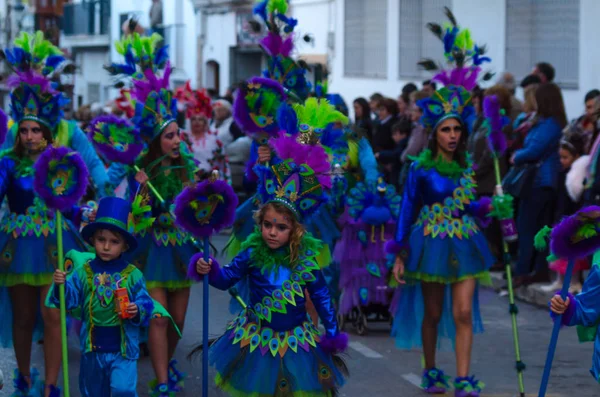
[87,83,100,104]
[343,0,387,79]
[398,0,451,79]
[506,0,580,88]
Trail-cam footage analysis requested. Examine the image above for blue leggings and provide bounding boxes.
[79,352,137,397]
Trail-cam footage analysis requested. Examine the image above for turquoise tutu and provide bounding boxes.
[210,309,347,396]
[127,230,197,290]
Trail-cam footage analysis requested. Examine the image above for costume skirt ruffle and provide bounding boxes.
[0,218,86,287]
[404,225,495,283]
[210,309,347,397]
[334,219,395,315]
[127,232,197,290]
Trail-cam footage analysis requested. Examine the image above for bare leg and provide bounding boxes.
[166,287,190,359]
[9,285,38,389]
[39,284,61,397]
[421,282,445,369]
[148,288,170,384]
[451,278,477,377]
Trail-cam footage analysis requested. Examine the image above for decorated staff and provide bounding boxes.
[174,172,238,397]
[34,146,89,397]
[536,208,600,396]
[482,95,525,397]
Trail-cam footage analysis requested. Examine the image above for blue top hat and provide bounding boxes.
[81,197,138,252]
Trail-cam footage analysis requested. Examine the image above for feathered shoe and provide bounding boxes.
[45,384,61,397]
[421,367,450,394]
[149,381,175,397]
[168,359,186,391]
[10,368,40,397]
[454,376,485,397]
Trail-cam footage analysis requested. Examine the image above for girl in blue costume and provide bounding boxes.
[104,33,198,396]
[189,135,349,396]
[386,86,494,396]
[0,32,90,397]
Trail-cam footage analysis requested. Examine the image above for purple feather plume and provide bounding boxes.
[6,70,57,94]
[550,206,600,260]
[33,146,89,211]
[260,31,294,57]
[482,95,507,156]
[319,332,349,354]
[0,108,8,146]
[433,66,481,91]
[87,114,143,165]
[174,179,238,238]
[187,252,220,282]
[132,62,172,102]
[269,133,332,188]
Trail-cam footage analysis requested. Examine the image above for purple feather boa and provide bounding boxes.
[174,179,238,238]
[87,114,143,165]
[319,332,349,354]
[0,108,7,146]
[233,77,286,136]
[186,252,220,282]
[433,66,481,91]
[474,196,493,228]
[550,206,600,259]
[269,133,332,188]
[260,31,294,57]
[33,146,89,211]
[550,292,576,326]
[483,95,507,156]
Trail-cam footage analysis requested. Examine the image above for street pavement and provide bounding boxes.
[1,233,598,396]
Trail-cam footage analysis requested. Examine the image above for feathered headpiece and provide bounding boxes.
[253,0,310,101]
[290,97,349,144]
[255,129,332,221]
[105,33,176,143]
[175,81,213,119]
[3,31,69,130]
[417,7,491,130]
[233,77,287,144]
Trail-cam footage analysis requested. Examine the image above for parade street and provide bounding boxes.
[0,233,595,397]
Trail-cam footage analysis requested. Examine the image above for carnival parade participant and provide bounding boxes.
[386,11,496,396]
[46,197,156,397]
[175,81,232,184]
[189,133,349,396]
[0,32,91,397]
[104,32,200,396]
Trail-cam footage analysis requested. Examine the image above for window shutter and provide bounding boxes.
[344,0,388,78]
[506,0,579,87]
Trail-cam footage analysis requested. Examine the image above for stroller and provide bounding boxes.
[334,178,401,335]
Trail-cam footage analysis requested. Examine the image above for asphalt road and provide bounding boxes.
[1,233,598,396]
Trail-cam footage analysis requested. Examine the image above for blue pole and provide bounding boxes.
[202,237,210,397]
[538,258,575,397]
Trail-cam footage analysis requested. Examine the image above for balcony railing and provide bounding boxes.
[63,0,110,36]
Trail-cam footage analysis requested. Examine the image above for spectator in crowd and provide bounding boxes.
[470,85,485,133]
[509,82,539,154]
[422,80,436,95]
[210,99,243,147]
[533,62,555,84]
[401,90,430,163]
[375,117,411,189]
[498,72,523,121]
[512,83,566,286]
[353,97,374,142]
[520,74,542,90]
[369,93,384,121]
[372,98,399,154]
[398,83,418,117]
[575,89,600,151]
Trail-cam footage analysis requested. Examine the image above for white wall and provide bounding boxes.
[202,10,236,92]
[73,50,111,105]
[289,0,331,57]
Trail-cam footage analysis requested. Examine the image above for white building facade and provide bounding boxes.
[199,0,597,120]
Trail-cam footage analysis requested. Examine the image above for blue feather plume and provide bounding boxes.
[253,0,268,21]
[277,102,298,136]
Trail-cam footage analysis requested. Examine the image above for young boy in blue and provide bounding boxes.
[46,197,155,397]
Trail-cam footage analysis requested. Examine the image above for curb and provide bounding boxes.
[488,271,554,308]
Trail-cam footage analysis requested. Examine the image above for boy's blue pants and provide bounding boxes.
[79,352,137,397]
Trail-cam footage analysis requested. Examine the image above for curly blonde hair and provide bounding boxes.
[254,202,306,265]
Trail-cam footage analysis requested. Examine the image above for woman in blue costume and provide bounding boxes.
[189,134,349,396]
[0,32,90,397]
[104,33,198,396]
[386,85,494,396]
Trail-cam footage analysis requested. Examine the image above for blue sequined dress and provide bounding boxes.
[0,151,87,347]
[206,232,347,396]
[389,151,494,349]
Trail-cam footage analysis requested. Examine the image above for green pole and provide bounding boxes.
[56,211,70,397]
[493,158,525,397]
[134,165,166,204]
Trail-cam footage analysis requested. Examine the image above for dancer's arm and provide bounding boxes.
[552,266,600,327]
[46,265,84,311]
[386,162,420,255]
[70,126,110,197]
[127,270,155,327]
[306,270,339,337]
[188,249,251,291]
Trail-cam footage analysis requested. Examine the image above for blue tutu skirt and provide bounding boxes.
[391,225,493,350]
[127,230,198,290]
[210,309,347,396]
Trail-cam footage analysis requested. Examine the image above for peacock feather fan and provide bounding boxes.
[482,95,508,157]
[129,194,156,234]
[87,114,144,165]
[233,77,287,144]
[33,146,89,211]
[346,178,401,226]
[174,178,238,238]
[292,97,349,144]
[548,206,600,260]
